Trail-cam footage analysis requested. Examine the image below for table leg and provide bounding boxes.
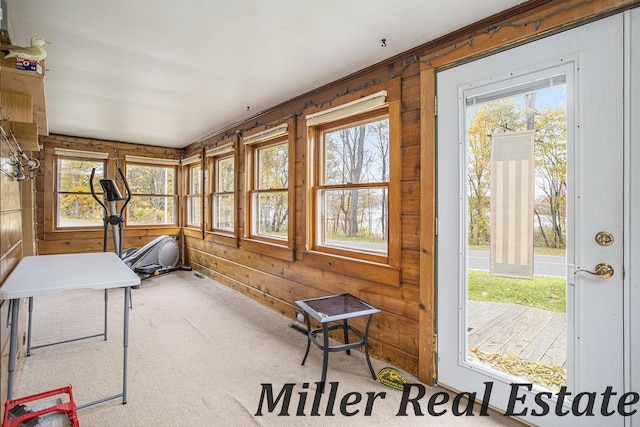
[27,297,33,356]
[364,315,376,380]
[122,286,130,404]
[104,289,109,340]
[320,323,329,393]
[7,298,19,399]
[301,313,311,366]
[343,319,351,355]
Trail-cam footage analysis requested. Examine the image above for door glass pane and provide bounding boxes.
[465,72,567,392]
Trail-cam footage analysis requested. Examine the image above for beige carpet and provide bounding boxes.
[12,271,522,426]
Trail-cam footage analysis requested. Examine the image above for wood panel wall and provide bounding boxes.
[0,52,46,406]
[182,68,425,375]
[35,135,183,255]
[1,3,630,406]
[0,139,24,407]
[181,0,637,384]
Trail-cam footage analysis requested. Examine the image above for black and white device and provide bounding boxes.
[90,167,191,280]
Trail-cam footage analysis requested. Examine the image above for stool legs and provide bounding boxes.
[343,319,351,355]
[364,315,377,380]
[320,323,330,393]
[299,315,378,389]
[301,313,311,366]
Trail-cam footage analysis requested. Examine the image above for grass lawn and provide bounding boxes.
[468,270,566,313]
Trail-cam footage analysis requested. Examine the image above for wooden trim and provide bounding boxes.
[233,134,240,239]
[301,250,401,287]
[286,117,296,251]
[419,68,437,385]
[182,152,204,237]
[183,227,202,239]
[204,231,238,248]
[2,121,38,150]
[241,238,295,262]
[387,99,402,268]
[420,0,640,71]
[243,133,254,239]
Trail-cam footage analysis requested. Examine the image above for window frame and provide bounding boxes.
[211,154,235,232]
[306,93,402,270]
[243,119,295,261]
[205,137,239,246]
[51,148,108,231]
[124,157,179,227]
[182,154,203,233]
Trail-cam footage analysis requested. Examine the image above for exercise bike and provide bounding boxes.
[90,167,191,280]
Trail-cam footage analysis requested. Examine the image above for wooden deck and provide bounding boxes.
[467,300,567,368]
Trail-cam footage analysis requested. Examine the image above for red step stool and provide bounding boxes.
[3,385,79,427]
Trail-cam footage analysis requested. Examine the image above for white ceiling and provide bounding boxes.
[7,0,524,148]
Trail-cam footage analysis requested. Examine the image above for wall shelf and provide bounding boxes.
[0,51,48,147]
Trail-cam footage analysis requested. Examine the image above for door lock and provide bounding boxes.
[595,231,614,247]
[574,263,614,279]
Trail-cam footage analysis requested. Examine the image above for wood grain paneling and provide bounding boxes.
[0,127,25,407]
[10,0,627,391]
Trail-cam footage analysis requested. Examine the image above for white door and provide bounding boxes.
[437,13,633,426]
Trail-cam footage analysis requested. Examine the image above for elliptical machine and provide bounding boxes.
[90,167,191,280]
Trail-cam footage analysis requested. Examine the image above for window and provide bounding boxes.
[252,140,289,239]
[125,156,178,226]
[307,90,401,266]
[54,149,107,228]
[316,113,389,254]
[212,155,234,231]
[244,122,294,256]
[183,155,202,228]
[205,140,237,245]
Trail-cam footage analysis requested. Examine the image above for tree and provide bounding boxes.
[466,93,567,250]
[534,106,567,248]
[339,125,367,236]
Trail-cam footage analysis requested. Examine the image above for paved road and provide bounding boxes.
[468,250,566,277]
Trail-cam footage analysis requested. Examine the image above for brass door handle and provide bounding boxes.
[574,263,614,279]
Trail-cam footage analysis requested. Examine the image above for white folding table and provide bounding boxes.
[0,252,140,408]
